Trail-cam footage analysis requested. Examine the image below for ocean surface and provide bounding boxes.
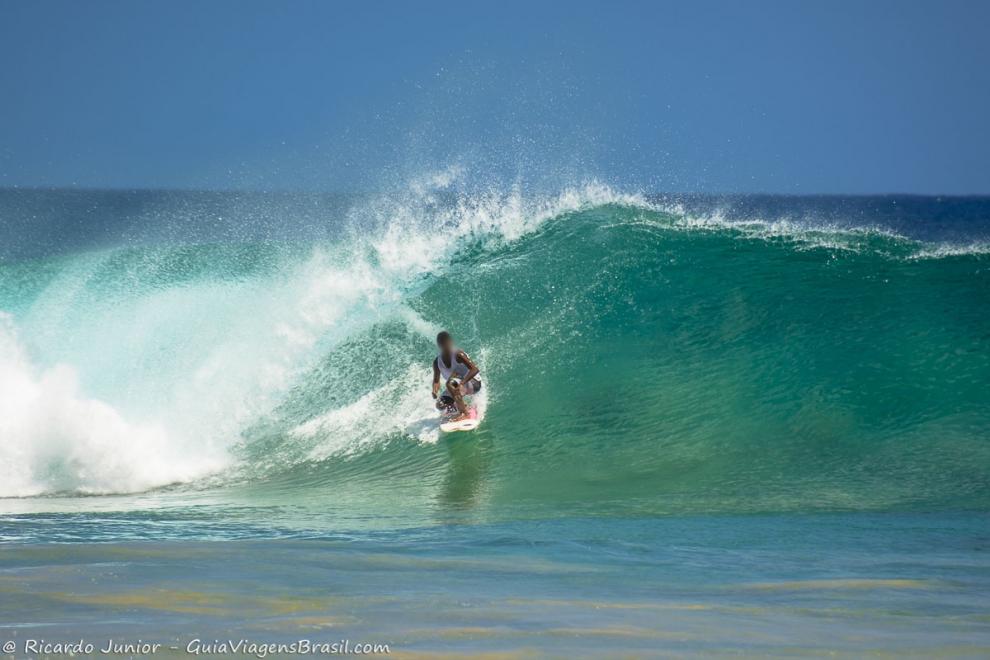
[0,183,988,656]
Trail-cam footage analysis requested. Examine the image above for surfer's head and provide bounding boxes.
[436,331,453,351]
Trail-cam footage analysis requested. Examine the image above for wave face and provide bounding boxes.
[0,184,988,519]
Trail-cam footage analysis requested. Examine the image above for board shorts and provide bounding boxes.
[439,379,481,409]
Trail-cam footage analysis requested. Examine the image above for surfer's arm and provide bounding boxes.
[456,350,480,383]
[431,358,441,399]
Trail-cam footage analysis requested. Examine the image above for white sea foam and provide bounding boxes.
[0,313,225,497]
[908,241,990,259]
[289,362,444,455]
[648,199,990,259]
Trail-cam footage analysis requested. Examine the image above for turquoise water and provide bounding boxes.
[0,185,988,654]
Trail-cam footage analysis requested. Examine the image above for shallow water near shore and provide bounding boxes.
[1,513,988,657]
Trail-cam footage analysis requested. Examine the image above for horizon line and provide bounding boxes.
[1,185,988,199]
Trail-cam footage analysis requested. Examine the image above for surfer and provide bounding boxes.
[432,331,482,422]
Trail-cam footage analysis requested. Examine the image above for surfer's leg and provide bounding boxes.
[436,394,457,414]
[447,379,470,419]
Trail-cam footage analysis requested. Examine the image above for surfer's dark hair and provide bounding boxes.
[436,331,452,345]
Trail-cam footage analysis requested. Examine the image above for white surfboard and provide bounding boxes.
[440,406,482,432]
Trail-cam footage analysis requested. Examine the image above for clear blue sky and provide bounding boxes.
[1,0,988,193]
